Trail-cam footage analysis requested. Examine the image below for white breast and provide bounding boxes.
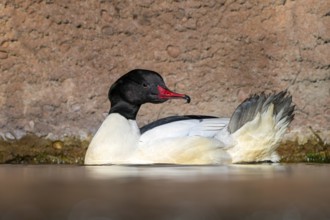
[84,113,140,165]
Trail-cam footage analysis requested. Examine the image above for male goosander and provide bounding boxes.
[84,69,294,165]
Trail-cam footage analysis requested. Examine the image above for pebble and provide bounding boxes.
[29,121,35,130]
[5,132,16,140]
[166,45,181,58]
[52,141,64,150]
[101,26,115,36]
[0,50,8,59]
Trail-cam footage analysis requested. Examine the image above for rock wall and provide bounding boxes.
[0,0,329,142]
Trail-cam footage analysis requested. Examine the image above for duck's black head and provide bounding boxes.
[108,69,190,119]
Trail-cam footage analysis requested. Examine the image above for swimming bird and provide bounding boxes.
[84,69,295,165]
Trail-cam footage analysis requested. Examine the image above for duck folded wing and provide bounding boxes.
[139,115,230,144]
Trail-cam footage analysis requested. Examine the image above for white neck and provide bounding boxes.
[84,113,140,164]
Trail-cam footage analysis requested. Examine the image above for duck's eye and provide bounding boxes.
[142,83,148,88]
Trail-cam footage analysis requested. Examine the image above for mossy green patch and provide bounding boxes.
[0,134,88,164]
[278,137,329,163]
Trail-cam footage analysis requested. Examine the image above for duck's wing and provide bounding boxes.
[139,115,230,144]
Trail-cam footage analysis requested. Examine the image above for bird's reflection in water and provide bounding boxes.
[84,163,290,181]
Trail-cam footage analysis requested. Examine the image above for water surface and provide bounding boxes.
[0,164,329,220]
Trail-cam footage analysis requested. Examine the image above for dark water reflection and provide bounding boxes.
[0,164,329,220]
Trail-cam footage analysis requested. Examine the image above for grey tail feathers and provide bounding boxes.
[228,90,295,134]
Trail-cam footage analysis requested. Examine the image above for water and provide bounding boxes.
[0,164,329,220]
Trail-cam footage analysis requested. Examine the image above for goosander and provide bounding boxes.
[84,69,294,165]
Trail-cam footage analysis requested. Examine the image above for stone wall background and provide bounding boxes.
[0,0,329,142]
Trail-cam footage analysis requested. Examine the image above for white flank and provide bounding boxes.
[134,136,231,164]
